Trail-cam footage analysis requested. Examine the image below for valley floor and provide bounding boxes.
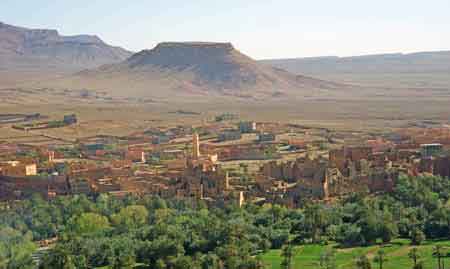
[1,96,450,141]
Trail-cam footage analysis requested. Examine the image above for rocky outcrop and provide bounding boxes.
[0,22,132,78]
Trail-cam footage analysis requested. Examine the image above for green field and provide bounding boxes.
[260,239,450,269]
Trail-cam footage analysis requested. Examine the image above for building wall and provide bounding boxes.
[0,163,37,177]
[433,156,450,178]
[218,130,242,142]
[25,164,37,176]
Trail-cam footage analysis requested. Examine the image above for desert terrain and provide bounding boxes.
[1,22,449,143]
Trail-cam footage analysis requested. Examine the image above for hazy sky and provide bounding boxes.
[2,0,450,59]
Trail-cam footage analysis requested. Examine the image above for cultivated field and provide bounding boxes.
[260,239,450,269]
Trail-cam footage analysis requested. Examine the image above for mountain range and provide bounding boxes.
[261,51,450,88]
[0,22,132,87]
[1,21,449,102]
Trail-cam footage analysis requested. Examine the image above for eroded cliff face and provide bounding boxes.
[0,21,131,70]
[127,42,236,68]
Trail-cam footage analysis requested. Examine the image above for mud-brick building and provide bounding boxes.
[0,175,69,200]
[0,161,37,177]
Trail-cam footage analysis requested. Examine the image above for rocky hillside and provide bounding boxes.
[0,22,132,87]
[54,42,343,101]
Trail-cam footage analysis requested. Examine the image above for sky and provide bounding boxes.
[2,0,450,59]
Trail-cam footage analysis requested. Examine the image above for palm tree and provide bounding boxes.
[432,245,444,269]
[319,248,336,269]
[374,249,387,269]
[281,240,294,269]
[408,248,420,267]
[355,255,372,269]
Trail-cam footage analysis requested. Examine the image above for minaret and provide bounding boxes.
[238,191,245,207]
[48,151,55,163]
[192,133,200,159]
[224,171,230,190]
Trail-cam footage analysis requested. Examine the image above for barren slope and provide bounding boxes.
[0,22,132,87]
[46,42,344,101]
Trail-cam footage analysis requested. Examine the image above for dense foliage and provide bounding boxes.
[0,175,449,268]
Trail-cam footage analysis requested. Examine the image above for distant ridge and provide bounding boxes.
[261,51,450,73]
[260,51,450,88]
[0,22,133,87]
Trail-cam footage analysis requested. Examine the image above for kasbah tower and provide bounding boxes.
[192,133,201,160]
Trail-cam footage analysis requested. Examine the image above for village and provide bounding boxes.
[1,114,450,208]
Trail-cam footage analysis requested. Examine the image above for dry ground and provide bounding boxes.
[0,96,449,142]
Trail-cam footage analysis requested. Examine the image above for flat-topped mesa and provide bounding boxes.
[126,42,240,68]
[154,42,235,50]
[49,38,341,99]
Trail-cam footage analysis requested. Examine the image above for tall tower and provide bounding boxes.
[238,191,245,208]
[48,151,55,163]
[192,133,200,159]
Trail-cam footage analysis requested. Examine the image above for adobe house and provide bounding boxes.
[0,160,37,177]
